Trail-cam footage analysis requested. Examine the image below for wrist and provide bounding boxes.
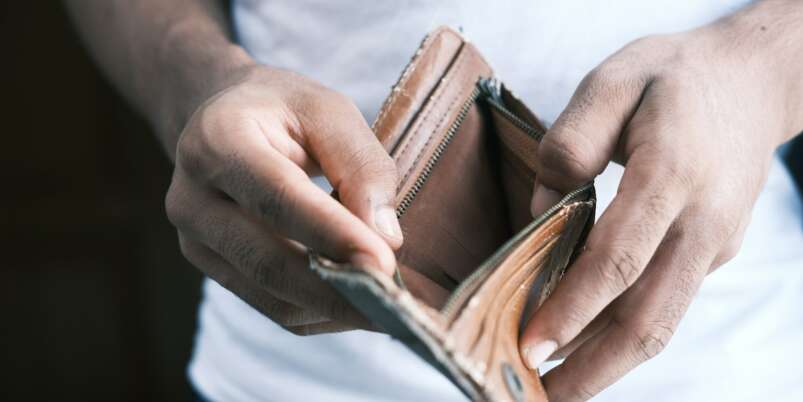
[702,0,803,144]
[155,21,257,158]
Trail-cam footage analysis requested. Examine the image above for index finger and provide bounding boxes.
[211,133,397,275]
[520,149,689,369]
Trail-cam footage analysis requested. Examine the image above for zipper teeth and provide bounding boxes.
[477,77,544,142]
[486,99,545,142]
[440,183,594,320]
[395,86,482,218]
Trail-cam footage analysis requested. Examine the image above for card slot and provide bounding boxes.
[488,103,541,174]
[396,104,512,305]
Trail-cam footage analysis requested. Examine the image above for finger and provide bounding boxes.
[206,136,396,274]
[168,183,371,327]
[531,59,650,215]
[521,146,690,369]
[177,235,331,328]
[711,213,749,271]
[542,220,715,402]
[549,306,613,361]
[299,93,403,249]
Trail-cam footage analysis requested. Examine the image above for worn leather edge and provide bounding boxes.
[391,41,493,203]
[308,193,595,402]
[371,26,465,152]
[308,253,483,401]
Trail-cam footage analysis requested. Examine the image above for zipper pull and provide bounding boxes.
[478,77,503,103]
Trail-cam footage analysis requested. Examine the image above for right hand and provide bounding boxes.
[166,65,405,335]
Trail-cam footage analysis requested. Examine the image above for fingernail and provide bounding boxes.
[374,206,403,243]
[531,181,563,217]
[523,340,558,370]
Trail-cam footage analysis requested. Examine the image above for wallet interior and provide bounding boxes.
[311,27,595,402]
[392,77,552,309]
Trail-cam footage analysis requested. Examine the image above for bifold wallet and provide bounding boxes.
[310,27,596,402]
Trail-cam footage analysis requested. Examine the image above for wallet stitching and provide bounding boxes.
[372,30,442,131]
[372,46,421,131]
[396,51,471,190]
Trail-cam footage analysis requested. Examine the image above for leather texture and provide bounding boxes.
[310,26,596,402]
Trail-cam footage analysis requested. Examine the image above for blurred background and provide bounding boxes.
[2,3,202,401]
[3,3,803,402]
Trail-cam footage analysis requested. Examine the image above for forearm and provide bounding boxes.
[63,0,255,158]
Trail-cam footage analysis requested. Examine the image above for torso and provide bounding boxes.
[189,1,803,401]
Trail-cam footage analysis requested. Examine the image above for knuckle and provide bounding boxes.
[211,218,250,268]
[714,242,740,267]
[321,88,356,110]
[339,145,398,193]
[257,179,293,227]
[177,235,196,262]
[616,182,677,236]
[693,202,743,247]
[308,88,358,118]
[182,106,230,170]
[653,155,696,195]
[627,34,674,53]
[539,132,598,184]
[719,219,746,262]
[251,252,287,289]
[165,182,189,229]
[214,224,280,288]
[174,133,204,178]
[631,322,674,361]
[715,209,742,240]
[597,245,643,290]
[584,63,624,90]
[581,60,644,102]
[641,191,677,228]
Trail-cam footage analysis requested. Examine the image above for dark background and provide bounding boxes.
[2,3,203,401]
[3,3,803,402]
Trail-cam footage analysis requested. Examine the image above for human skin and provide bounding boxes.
[519,1,803,401]
[64,0,802,399]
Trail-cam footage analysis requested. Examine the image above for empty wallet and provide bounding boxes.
[309,26,596,402]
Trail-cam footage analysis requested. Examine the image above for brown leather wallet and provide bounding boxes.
[310,27,595,402]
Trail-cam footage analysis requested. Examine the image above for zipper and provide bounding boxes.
[392,76,587,303]
[395,78,540,219]
[395,85,482,218]
[439,183,594,321]
[477,78,545,142]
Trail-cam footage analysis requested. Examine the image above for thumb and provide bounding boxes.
[532,63,649,216]
[304,91,403,253]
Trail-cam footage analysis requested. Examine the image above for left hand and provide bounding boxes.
[519,2,803,401]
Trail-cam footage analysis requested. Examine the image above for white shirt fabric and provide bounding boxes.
[189,1,803,401]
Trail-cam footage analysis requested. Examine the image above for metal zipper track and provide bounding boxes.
[395,86,482,218]
[486,99,545,141]
[390,75,592,318]
[477,77,545,142]
[439,183,594,321]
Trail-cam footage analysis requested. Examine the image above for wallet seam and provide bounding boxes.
[372,34,429,132]
[396,48,472,190]
[372,27,459,135]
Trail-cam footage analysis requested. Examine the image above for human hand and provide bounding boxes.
[166,65,410,334]
[520,3,803,400]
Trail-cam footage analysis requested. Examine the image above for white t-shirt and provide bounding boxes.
[189,1,803,401]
